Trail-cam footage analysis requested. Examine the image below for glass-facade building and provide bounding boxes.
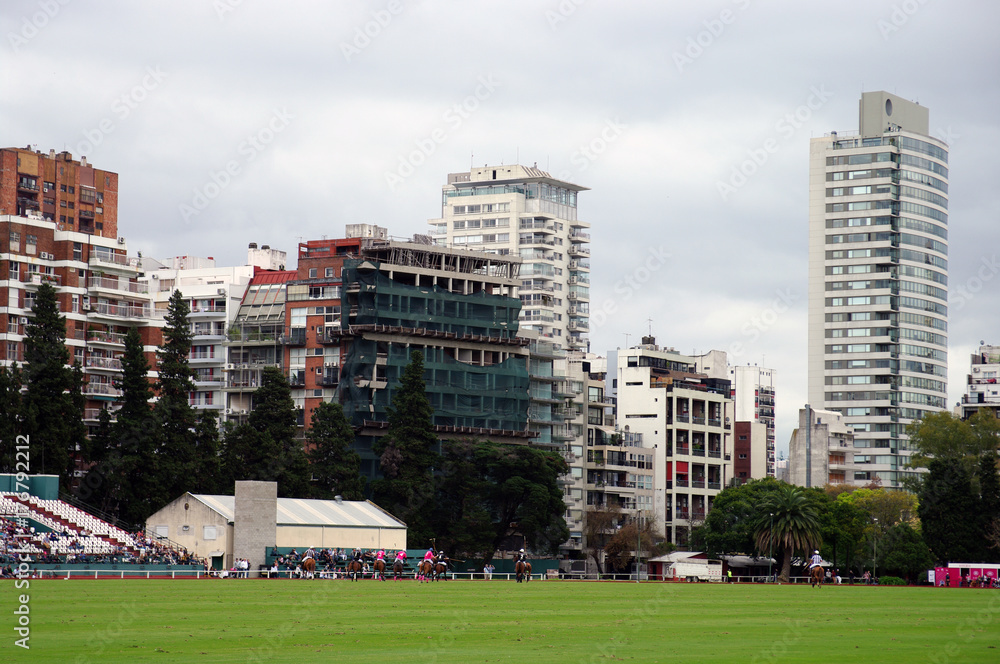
[808,91,948,488]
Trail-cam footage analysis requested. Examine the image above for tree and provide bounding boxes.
[978,452,1000,563]
[879,523,935,583]
[21,282,84,487]
[154,290,198,501]
[85,327,161,525]
[754,485,822,582]
[583,504,623,576]
[603,516,657,576]
[693,478,786,557]
[372,351,438,545]
[918,458,981,563]
[435,439,569,564]
[306,402,364,500]
[907,411,997,480]
[244,366,310,497]
[189,410,222,495]
[0,364,23,473]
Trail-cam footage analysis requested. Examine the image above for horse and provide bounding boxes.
[418,558,435,582]
[809,565,824,588]
[301,556,317,579]
[373,558,386,581]
[515,560,532,583]
[392,558,406,580]
[347,559,364,581]
[433,555,450,581]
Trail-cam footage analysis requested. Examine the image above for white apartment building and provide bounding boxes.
[808,91,949,488]
[788,406,856,488]
[139,256,254,420]
[958,344,1000,421]
[728,365,776,477]
[428,164,590,351]
[611,339,734,546]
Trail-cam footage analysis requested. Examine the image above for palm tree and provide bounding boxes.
[754,486,821,582]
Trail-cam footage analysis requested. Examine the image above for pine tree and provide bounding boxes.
[154,290,198,501]
[372,350,438,544]
[21,282,84,487]
[189,410,222,494]
[306,401,364,500]
[0,364,24,473]
[88,326,161,524]
[243,366,310,497]
[919,458,981,564]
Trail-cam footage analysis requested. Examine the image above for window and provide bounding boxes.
[325,267,334,278]
[308,268,317,278]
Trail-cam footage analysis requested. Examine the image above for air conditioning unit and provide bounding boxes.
[82,304,92,311]
[325,362,337,367]
[239,410,247,415]
[217,288,226,295]
[225,363,235,370]
[224,408,232,414]
[151,274,158,279]
[19,317,28,325]
[117,237,125,244]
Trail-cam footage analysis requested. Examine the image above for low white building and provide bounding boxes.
[146,492,407,569]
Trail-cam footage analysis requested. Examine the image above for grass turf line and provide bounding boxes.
[2,580,999,663]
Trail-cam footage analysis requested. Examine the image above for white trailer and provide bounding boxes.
[666,559,723,582]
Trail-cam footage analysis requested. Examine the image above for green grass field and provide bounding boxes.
[3,579,999,663]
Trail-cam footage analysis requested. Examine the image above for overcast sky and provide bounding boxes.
[4,0,998,455]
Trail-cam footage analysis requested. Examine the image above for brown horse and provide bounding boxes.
[418,559,435,582]
[393,558,406,580]
[433,555,450,581]
[347,559,364,581]
[373,558,386,581]
[515,560,532,583]
[810,565,824,588]
[301,556,316,579]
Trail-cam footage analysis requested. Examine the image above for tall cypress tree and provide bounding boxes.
[0,364,23,473]
[154,290,197,501]
[107,326,161,523]
[307,401,364,500]
[372,350,438,544]
[245,366,310,497]
[22,282,83,488]
[919,458,981,564]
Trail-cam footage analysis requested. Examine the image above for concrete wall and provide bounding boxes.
[232,481,277,571]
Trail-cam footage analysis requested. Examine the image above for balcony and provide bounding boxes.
[692,416,706,425]
[189,305,225,317]
[89,252,136,272]
[567,291,589,302]
[83,382,123,399]
[89,302,155,320]
[675,445,690,456]
[188,352,219,364]
[88,276,148,295]
[87,331,126,347]
[85,356,122,372]
[691,479,705,489]
[676,414,690,423]
[317,327,342,344]
[18,180,39,193]
[567,320,589,332]
[708,449,722,459]
[83,408,117,423]
[317,370,340,386]
[280,329,307,345]
[692,446,705,457]
[675,477,689,488]
[287,371,306,387]
[567,245,590,257]
[708,481,721,490]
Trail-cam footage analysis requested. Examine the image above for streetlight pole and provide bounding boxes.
[636,512,641,584]
[768,512,774,583]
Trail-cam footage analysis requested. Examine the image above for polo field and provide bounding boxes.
[3,579,998,663]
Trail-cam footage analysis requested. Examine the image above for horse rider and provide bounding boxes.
[516,548,528,565]
[395,549,408,564]
[303,547,316,560]
[808,549,823,570]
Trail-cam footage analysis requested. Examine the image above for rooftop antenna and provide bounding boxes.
[646,317,653,336]
[516,146,519,164]
[623,333,631,348]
